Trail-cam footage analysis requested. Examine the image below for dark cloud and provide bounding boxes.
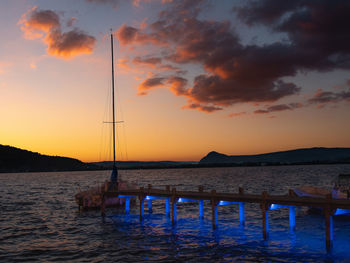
[139,77,165,93]
[19,7,96,58]
[254,103,303,114]
[133,56,162,66]
[308,88,350,107]
[138,75,188,96]
[116,0,350,113]
[117,24,165,46]
[236,0,350,69]
[235,1,303,26]
[84,0,121,7]
[182,103,223,113]
[132,56,183,73]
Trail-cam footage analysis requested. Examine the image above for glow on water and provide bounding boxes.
[109,201,350,261]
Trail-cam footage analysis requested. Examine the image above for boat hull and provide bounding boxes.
[75,181,136,210]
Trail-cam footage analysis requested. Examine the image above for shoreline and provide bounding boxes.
[1,161,350,174]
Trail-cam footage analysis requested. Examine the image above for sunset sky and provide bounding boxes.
[1,0,350,162]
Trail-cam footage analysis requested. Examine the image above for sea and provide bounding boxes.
[1,164,350,262]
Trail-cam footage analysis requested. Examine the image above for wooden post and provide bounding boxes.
[171,188,177,225]
[211,190,218,229]
[261,191,269,240]
[139,187,144,221]
[239,187,245,226]
[325,194,333,251]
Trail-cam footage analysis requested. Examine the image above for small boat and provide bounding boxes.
[74,179,134,209]
[292,174,350,215]
[292,185,348,199]
[293,174,350,199]
[75,33,136,210]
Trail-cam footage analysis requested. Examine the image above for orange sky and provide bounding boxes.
[1,0,350,162]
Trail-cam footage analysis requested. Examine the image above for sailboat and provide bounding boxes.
[75,33,135,209]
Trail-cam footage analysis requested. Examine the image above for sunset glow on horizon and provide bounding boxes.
[1,0,350,162]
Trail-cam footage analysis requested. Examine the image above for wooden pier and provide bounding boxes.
[100,184,350,251]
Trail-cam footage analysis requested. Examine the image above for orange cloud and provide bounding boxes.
[18,7,96,59]
[116,24,166,46]
[18,7,59,39]
[137,75,187,96]
[182,103,223,113]
[228,112,247,118]
[132,56,181,73]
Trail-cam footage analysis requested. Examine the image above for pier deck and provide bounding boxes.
[99,184,350,251]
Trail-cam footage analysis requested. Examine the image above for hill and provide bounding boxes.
[0,145,99,173]
[200,147,350,165]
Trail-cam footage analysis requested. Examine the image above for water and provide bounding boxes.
[1,165,350,262]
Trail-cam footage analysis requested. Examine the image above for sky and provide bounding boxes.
[1,0,350,162]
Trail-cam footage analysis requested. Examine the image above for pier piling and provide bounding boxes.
[199,186,204,218]
[325,194,333,251]
[139,187,144,221]
[125,197,130,214]
[211,190,218,229]
[239,187,245,226]
[171,188,178,225]
[261,191,269,240]
[166,186,171,216]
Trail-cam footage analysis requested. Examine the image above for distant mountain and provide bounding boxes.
[200,147,350,165]
[0,144,99,173]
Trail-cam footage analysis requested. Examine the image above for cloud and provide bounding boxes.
[182,103,223,113]
[116,24,166,46]
[254,103,303,114]
[235,0,350,70]
[133,56,162,66]
[116,0,350,113]
[132,56,182,73]
[138,75,187,96]
[228,112,247,118]
[138,77,165,95]
[84,0,121,8]
[19,7,59,39]
[308,88,350,108]
[19,7,96,59]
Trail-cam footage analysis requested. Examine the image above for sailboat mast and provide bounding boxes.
[111,33,116,167]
